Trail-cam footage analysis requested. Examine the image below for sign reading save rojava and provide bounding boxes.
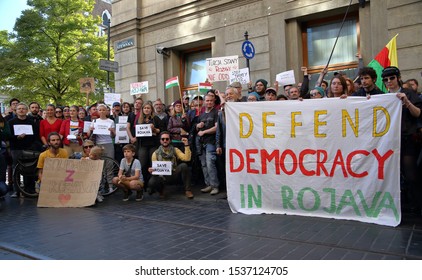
[225,94,402,227]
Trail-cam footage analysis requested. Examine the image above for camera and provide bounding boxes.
[156,46,169,56]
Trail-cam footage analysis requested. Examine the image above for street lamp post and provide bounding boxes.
[106,18,111,89]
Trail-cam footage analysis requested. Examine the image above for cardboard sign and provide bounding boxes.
[130,81,149,95]
[276,70,296,87]
[135,124,152,137]
[37,158,104,207]
[79,77,95,93]
[229,68,250,85]
[225,94,402,227]
[206,55,239,82]
[152,161,172,175]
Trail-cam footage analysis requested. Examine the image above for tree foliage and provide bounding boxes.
[0,0,111,106]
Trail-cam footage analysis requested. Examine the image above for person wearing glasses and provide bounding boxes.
[352,67,384,97]
[382,66,422,216]
[55,107,64,119]
[147,132,193,199]
[81,140,95,158]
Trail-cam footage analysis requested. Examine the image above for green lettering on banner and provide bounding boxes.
[297,187,320,211]
[281,185,295,210]
[336,189,361,216]
[323,188,336,213]
[373,192,399,222]
[240,184,262,208]
[357,190,381,217]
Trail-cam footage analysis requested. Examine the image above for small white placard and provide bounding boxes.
[152,161,172,175]
[118,115,128,124]
[135,124,152,137]
[93,122,112,135]
[104,93,121,107]
[276,70,296,87]
[83,121,92,133]
[115,123,129,144]
[130,81,149,95]
[13,124,33,135]
[229,67,250,85]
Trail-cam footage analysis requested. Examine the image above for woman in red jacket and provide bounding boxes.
[39,104,63,146]
[59,105,84,156]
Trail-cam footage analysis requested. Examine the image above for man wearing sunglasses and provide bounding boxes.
[147,131,193,199]
[352,67,384,96]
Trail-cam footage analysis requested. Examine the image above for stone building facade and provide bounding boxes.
[110,0,422,103]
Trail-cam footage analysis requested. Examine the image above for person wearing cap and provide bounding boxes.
[254,79,268,101]
[352,67,384,96]
[247,92,259,102]
[265,87,278,101]
[182,95,190,112]
[382,66,422,215]
[84,103,98,121]
[310,87,325,99]
[111,102,121,119]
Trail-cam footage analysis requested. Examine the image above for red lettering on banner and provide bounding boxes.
[330,150,348,177]
[246,149,259,174]
[372,149,394,180]
[299,149,316,176]
[229,149,244,172]
[65,170,75,182]
[316,150,329,176]
[280,149,297,175]
[261,149,279,175]
[346,150,370,178]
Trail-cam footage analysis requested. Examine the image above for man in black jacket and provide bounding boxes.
[352,67,384,96]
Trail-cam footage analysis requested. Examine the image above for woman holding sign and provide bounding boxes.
[59,105,84,157]
[87,104,116,159]
[134,102,165,185]
[167,99,191,152]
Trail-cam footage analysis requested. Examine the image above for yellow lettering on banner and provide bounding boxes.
[373,106,390,137]
[342,109,359,137]
[314,110,327,138]
[239,113,253,138]
[262,112,275,138]
[291,112,302,138]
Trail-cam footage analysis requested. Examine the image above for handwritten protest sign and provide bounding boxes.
[135,124,152,137]
[225,94,402,227]
[83,121,91,133]
[104,93,121,107]
[115,123,129,144]
[152,161,172,175]
[37,158,104,207]
[229,68,250,85]
[130,81,149,95]
[276,70,296,87]
[206,55,239,82]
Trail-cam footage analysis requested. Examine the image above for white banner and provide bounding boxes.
[225,94,402,226]
[206,55,239,82]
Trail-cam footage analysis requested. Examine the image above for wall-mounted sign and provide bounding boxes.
[116,38,134,50]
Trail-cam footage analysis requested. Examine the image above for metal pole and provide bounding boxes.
[244,31,250,70]
[107,19,111,89]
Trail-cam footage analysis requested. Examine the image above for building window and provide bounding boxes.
[180,47,211,96]
[302,14,359,82]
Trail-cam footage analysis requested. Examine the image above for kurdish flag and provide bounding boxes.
[368,34,398,92]
[165,76,179,89]
[198,82,213,93]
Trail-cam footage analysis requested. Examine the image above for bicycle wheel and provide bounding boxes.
[99,156,120,196]
[13,163,38,197]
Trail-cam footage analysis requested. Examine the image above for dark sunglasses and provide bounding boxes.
[55,110,63,113]
[161,138,170,141]
[382,76,396,82]
[83,145,94,149]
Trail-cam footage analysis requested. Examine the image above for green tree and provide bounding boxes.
[0,0,111,106]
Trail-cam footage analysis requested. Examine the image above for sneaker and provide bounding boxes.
[35,180,41,194]
[10,192,19,198]
[210,188,219,195]
[123,190,132,201]
[136,190,144,201]
[201,186,212,193]
[185,191,194,199]
[96,194,104,203]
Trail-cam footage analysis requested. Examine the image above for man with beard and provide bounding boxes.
[352,67,384,96]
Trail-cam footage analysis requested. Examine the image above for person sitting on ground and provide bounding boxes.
[36,132,68,192]
[147,131,193,199]
[86,145,107,202]
[112,144,144,202]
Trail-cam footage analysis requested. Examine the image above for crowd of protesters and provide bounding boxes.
[0,65,421,216]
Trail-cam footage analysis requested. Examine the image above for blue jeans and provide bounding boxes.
[199,144,219,188]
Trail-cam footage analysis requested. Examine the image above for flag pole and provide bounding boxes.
[177,76,185,114]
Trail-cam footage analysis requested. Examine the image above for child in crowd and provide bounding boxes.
[112,144,144,201]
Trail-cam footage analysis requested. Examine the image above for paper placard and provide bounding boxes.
[93,122,112,135]
[130,81,149,95]
[229,68,250,85]
[135,124,152,137]
[104,93,121,107]
[83,121,92,133]
[118,115,128,124]
[276,70,296,87]
[13,124,34,135]
[37,158,104,207]
[115,123,129,144]
[206,55,239,82]
[152,161,172,175]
